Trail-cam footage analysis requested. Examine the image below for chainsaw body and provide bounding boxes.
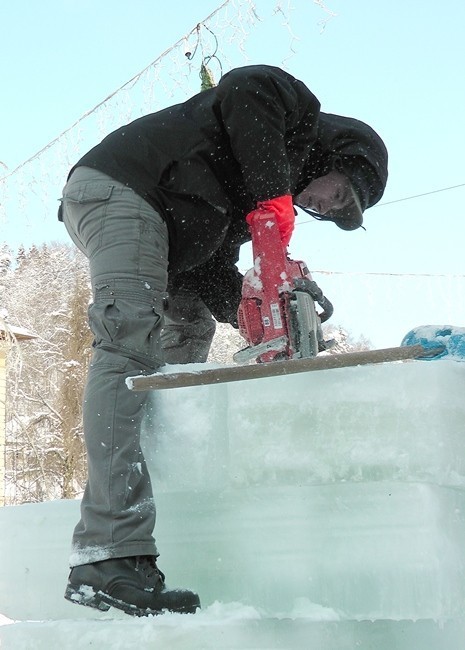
[234,213,333,364]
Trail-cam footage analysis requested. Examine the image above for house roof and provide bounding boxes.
[0,323,37,342]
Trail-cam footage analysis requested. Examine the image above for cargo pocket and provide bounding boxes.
[89,281,165,368]
[88,297,118,350]
[63,182,114,205]
[62,181,115,256]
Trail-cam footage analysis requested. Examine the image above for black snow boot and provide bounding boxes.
[64,555,200,616]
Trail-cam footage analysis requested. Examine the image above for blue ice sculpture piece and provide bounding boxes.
[401,325,465,361]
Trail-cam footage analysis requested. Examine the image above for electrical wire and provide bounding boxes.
[298,182,465,227]
[374,182,465,207]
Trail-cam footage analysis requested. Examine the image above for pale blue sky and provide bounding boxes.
[1,0,464,346]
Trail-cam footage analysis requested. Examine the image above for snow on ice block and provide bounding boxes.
[401,324,465,360]
[2,609,465,650]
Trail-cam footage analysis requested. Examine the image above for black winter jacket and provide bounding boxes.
[69,64,387,323]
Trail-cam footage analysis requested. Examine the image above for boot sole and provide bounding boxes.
[64,583,199,617]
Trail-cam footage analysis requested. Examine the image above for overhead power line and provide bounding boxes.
[312,269,465,278]
[375,182,465,207]
[298,182,465,227]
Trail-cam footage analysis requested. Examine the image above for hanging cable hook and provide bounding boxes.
[185,22,222,91]
[184,24,201,61]
[200,23,222,81]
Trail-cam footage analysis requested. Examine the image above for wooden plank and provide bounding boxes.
[128,344,445,392]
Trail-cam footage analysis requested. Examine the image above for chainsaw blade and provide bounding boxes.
[288,290,319,359]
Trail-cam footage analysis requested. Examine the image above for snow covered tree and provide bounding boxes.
[55,272,93,499]
[0,244,12,276]
[208,322,245,364]
[322,323,372,353]
[3,243,92,503]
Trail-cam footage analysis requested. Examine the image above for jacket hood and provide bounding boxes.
[315,112,389,209]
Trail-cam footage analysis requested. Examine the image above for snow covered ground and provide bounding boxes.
[1,357,465,648]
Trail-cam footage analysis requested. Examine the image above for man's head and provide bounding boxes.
[296,113,388,230]
[294,170,363,230]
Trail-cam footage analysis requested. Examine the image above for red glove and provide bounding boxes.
[246,194,295,248]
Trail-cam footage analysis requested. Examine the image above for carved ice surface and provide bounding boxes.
[1,359,465,648]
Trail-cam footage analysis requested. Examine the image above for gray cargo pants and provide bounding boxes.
[61,166,215,566]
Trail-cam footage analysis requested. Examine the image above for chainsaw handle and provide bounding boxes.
[248,212,288,267]
[316,295,334,323]
[293,277,334,323]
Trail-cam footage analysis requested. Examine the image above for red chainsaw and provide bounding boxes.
[234,213,334,364]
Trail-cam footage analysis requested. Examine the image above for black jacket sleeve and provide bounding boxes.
[214,65,321,201]
[168,245,243,327]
